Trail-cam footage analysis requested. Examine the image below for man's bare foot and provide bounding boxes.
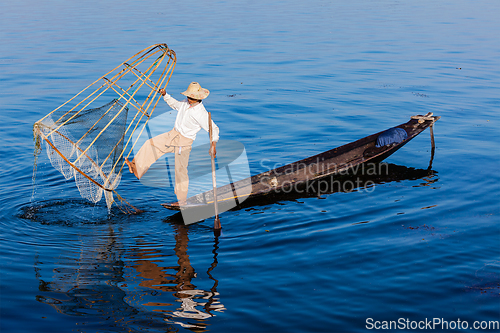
[125,158,138,178]
[171,201,187,207]
[125,158,133,173]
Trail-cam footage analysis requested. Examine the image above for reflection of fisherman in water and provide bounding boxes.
[130,224,225,326]
[34,224,223,331]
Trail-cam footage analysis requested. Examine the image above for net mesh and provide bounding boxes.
[33,44,176,213]
[37,100,127,207]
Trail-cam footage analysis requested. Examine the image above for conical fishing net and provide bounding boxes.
[33,44,176,213]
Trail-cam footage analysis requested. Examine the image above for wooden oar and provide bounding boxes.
[209,112,221,230]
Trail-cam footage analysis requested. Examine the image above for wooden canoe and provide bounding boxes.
[162,114,440,215]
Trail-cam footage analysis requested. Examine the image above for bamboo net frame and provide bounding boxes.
[33,44,177,213]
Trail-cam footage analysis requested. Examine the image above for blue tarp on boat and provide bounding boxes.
[376,127,408,147]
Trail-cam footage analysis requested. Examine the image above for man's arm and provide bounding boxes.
[195,109,220,142]
[159,88,182,110]
[193,107,219,157]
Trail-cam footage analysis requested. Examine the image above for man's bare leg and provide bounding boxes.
[173,145,191,207]
[171,187,187,207]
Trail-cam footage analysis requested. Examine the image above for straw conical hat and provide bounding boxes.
[181,82,210,100]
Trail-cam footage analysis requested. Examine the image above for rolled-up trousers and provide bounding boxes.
[133,129,193,202]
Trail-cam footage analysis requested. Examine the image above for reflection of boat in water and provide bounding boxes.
[34,224,223,331]
[162,114,440,223]
[241,162,439,207]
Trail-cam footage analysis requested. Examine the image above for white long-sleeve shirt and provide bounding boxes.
[163,93,220,142]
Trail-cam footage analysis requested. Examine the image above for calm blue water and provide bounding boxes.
[1,0,499,332]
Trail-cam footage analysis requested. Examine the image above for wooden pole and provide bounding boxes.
[428,122,436,172]
[209,112,221,230]
[430,123,435,150]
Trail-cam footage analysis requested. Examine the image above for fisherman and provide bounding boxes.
[125,82,219,206]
